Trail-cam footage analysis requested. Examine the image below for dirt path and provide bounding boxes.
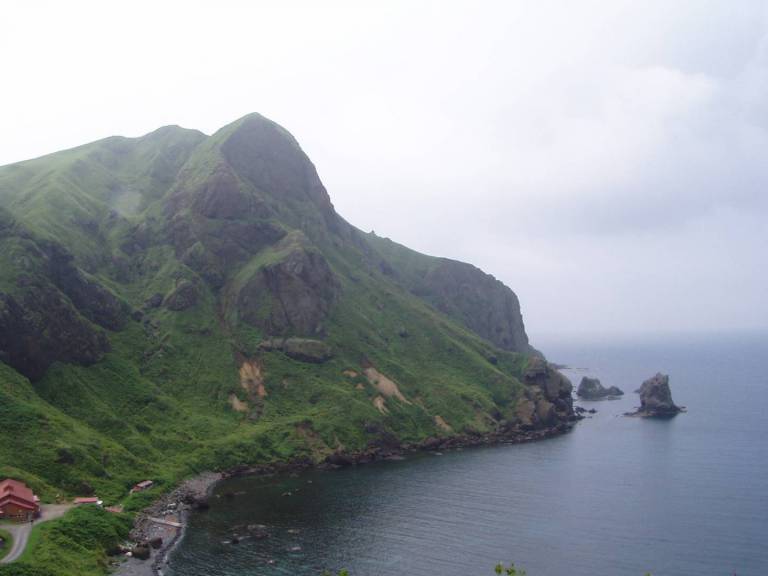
[0,504,72,564]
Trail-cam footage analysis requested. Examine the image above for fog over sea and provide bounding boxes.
[167,332,768,576]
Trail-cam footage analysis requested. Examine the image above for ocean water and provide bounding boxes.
[166,332,768,576]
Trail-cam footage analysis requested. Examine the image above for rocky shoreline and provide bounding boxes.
[111,419,578,576]
[112,472,221,576]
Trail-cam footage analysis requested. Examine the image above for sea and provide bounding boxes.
[166,332,768,576]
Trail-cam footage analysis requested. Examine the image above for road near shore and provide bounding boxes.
[0,504,72,564]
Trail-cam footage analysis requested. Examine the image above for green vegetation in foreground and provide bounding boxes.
[0,507,130,576]
[0,566,57,576]
[0,529,12,562]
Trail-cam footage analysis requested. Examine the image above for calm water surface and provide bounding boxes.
[168,333,768,576]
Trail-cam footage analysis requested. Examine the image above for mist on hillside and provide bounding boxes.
[2,1,766,336]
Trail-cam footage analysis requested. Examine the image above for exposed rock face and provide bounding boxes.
[0,289,110,381]
[259,338,333,363]
[143,293,163,309]
[237,246,338,336]
[166,209,286,287]
[164,159,285,288]
[366,234,532,354]
[43,242,129,330]
[630,373,682,417]
[414,260,529,352]
[163,280,199,311]
[189,163,271,221]
[0,224,120,381]
[516,357,575,429]
[577,377,624,400]
[219,114,340,238]
[161,113,346,296]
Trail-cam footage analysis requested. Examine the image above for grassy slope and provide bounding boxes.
[7,507,131,576]
[364,232,443,286]
[0,117,538,575]
[0,127,204,266]
[0,528,11,562]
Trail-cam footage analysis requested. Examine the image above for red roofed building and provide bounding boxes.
[0,479,40,521]
[130,480,154,493]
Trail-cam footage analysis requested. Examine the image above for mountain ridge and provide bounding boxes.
[0,113,571,510]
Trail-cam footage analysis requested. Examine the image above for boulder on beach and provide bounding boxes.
[576,377,624,400]
[325,451,354,466]
[131,545,151,560]
[628,373,683,417]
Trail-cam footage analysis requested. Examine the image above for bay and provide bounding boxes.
[167,332,768,576]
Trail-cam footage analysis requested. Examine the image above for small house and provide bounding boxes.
[130,480,154,493]
[0,479,40,521]
[74,497,102,506]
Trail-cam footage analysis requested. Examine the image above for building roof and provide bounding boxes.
[74,497,100,504]
[134,480,154,488]
[0,479,38,510]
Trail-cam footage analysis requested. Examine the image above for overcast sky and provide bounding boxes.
[2,1,767,338]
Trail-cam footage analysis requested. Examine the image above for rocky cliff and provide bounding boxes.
[366,234,533,354]
[0,209,127,380]
[517,357,576,428]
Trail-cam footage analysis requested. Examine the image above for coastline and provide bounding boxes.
[112,420,577,576]
[112,472,222,576]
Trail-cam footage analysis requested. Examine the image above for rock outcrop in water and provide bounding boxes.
[516,357,576,429]
[627,373,683,417]
[576,377,623,400]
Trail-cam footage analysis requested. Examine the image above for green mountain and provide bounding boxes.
[0,113,574,502]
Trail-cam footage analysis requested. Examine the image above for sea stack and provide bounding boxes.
[628,373,683,417]
[576,377,624,400]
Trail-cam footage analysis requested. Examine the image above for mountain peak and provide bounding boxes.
[211,112,301,157]
[141,124,206,141]
[197,112,339,237]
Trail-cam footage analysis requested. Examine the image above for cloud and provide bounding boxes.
[1,0,766,335]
